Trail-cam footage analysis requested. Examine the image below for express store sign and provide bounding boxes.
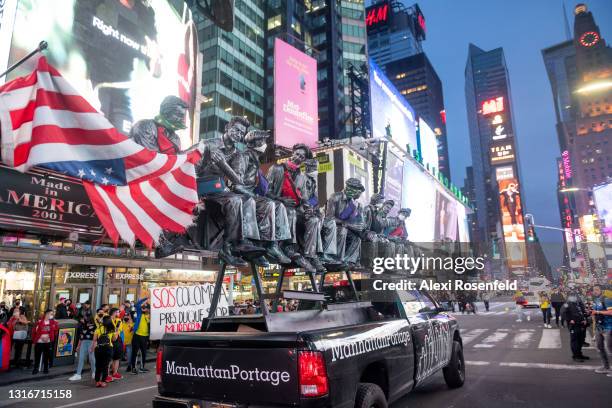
[0,165,104,240]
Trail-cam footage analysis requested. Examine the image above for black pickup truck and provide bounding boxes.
[153,270,464,408]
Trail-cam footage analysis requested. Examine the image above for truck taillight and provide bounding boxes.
[156,348,163,383]
[298,351,328,398]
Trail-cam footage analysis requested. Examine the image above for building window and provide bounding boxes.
[267,15,281,30]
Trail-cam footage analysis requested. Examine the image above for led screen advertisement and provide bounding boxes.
[418,118,438,171]
[273,38,318,149]
[434,188,458,242]
[401,159,436,242]
[384,151,403,216]
[497,177,528,270]
[593,182,612,242]
[369,59,418,154]
[6,0,199,149]
[343,149,373,207]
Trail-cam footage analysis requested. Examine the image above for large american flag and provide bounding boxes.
[0,57,201,248]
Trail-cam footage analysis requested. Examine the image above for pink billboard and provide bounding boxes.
[274,38,318,148]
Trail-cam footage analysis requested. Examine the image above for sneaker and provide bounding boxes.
[516,319,522,322]
[112,372,123,380]
[131,369,139,375]
[32,369,39,375]
[594,367,611,374]
[68,374,82,381]
[579,355,590,360]
[104,375,114,383]
[139,367,149,373]
[573,356,585,362]
[126,365,132,372]
[95,382,103,388]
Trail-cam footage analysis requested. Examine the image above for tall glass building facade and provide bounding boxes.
[195,1,266,139]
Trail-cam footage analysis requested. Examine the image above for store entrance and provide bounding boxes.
[104,285,138,308]
[51,286,95,310]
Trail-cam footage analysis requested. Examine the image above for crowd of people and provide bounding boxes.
[0,297,152,388]
[513,284,612,376]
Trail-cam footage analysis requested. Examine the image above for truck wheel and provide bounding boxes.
[355,383,387,408]
[443,340,465,388]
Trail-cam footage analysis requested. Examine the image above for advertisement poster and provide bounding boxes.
[369,59,417,153]
[418,118,439,171]
[150,284,230,340]
[593,182,612,242]
[434,189,458,242]
[56,327,76,357]
[273,38,318,149]
[384,152,404,216]
[497,178,527,269]
[343,150,372,206]
[7,0,198,148]
[401,159,436,242]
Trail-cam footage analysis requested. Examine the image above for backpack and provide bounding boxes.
[97,328,112,348]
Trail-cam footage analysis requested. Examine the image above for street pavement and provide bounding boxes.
[0,301,609,408]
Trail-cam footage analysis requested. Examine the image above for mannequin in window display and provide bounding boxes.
[266,144,318,273]
[242,129,292,264]
[195,116,263,266]
[325,178,366,268]
[294,159,339,272]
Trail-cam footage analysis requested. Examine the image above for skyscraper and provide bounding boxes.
[366,2,450,180]
[570,4,612,219]
[465,44,528,277]
[195,1,266,139]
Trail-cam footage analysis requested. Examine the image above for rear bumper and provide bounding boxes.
[153,395,329,408]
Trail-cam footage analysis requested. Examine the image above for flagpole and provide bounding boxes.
[0,41,48,79]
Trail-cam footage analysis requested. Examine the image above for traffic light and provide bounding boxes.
[527,225,537,242]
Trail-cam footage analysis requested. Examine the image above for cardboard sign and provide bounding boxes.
[150,284,230,340]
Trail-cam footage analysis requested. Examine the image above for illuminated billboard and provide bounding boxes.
[593,182,612,242]
[490,142,515,164]
[273,38,318,149]
[369,59,418,153]
[384,151,403,216]
[7,0,198,149]
[343,149,373,207]
[497,177,528,269]
[418,118,439,170]
[435,188,458,242]
[365,1,390,31]
[482,96,504,115]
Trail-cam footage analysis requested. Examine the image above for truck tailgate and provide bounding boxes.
[159,332,300,405]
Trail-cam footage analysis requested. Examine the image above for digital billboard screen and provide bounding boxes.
[434,188,458,242]
[369,59,417,153]
[401,159,436,242]
[418,118,438,170]
[6,0,199,149]
[343,149,372,207]
[384,151,403,216]
[497,177,528,269]
[274,38,318,149]
[593,182,612,242]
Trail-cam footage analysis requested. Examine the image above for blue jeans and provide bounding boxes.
[125,344,132,365]
[75,339,95,375]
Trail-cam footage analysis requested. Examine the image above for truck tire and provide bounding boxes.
[355,383,387,408]
[443,340,465,388]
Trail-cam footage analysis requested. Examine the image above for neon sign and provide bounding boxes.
[561,150,572,179]
[366,3,390,28]
[482,97,504,115]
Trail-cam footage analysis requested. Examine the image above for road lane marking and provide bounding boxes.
[53,385,157,408]
[461,329,487,345]
[538,329,561,349]
[512,331,535,348]
[473,330,508,348]
[466,360,490,366]
[500,362,599,371]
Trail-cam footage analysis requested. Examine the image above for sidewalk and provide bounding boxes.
[0,357,156,387]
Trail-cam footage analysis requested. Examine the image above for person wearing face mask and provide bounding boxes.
[325,178,367,267]
[130,96,188,155]
[31,309,59,374]
[266,144,319,273]
[241,130,292,265]
[563,292,590,362]
[7,306,29,368]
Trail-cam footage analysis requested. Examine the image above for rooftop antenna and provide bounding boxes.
[562,1,572,41]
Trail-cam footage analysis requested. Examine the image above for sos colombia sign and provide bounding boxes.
[0,164,104,240]
[150,284,230,340]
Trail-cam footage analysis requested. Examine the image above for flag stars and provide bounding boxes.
[77,169,85,178]
[90,169,96,177]
[105,167,113,175]
[101,177,109,185]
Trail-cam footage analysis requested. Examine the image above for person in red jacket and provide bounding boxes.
[31,309,59,374]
